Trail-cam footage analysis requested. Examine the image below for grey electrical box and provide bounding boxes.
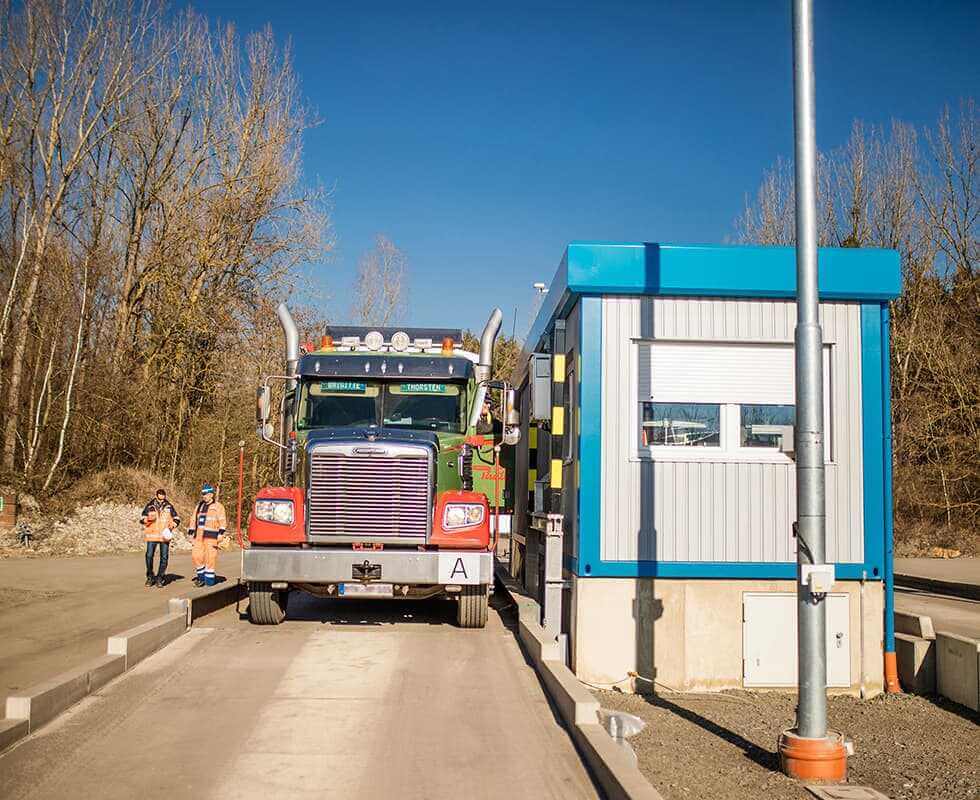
[529,353,551,422]
[534,478,549,513]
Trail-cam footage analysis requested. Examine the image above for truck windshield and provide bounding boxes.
[297,381,380,429]
[383,383,464,433]
[297,380,465,433]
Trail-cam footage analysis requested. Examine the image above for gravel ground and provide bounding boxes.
[0,586,63,609]
[595,689,978,800]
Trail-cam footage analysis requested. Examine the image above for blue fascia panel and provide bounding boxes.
[572,561,880,580]
[860,304,886,581]
[565,242,901,301]
[578,296,603,576]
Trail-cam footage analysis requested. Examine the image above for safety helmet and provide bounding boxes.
[201,483,216,495]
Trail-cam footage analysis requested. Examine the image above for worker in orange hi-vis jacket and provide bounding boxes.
[187,483,227,587]
[141,488,181,588]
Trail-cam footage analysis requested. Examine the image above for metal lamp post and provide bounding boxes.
[777,0,849,781]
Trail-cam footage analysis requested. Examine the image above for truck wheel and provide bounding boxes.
[457,584,488,629]
[248,582,288,625]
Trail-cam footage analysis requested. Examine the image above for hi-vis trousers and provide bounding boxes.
[192,535,219,586]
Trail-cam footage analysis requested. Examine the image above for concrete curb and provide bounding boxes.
[895,633,935,694]
[107,612,187,669]
[894,609,935,640]
[495,561,664,800]
[169,580,244,625]
[895,573,980,601]
[935,631,980,712]
[0,717,28,751]
[0,580,240,754]
[4,654,126,734]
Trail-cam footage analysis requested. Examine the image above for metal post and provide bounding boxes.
[881,306,900,692]
[780,2,848,779]
[236,441,246,549]
[791,0,827,741]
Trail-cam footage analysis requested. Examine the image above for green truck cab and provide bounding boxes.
[246,306,517,628]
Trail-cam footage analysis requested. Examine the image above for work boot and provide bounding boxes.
[145,576,154,587]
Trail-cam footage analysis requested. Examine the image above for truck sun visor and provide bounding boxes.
[298,354,476,380]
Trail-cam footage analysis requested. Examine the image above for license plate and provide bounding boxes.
[339,583,393,598]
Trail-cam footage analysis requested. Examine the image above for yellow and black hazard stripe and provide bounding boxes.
[527,423,537,505]
[548,320,566,513]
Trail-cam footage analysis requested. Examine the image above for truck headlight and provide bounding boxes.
[443,503,485,529]
[255,499,294,525]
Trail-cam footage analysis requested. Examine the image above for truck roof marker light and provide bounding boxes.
[320,335,333,351]
[391,331,410,351]
[442,336,454,354]
[365,331,384,351]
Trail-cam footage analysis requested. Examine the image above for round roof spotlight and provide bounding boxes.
[364,330,384,351]
[391,331,410,352]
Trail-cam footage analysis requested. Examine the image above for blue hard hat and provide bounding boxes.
[201,483,216,495]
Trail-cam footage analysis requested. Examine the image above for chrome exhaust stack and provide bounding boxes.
[276,303,300,389]
[468,307,503,429]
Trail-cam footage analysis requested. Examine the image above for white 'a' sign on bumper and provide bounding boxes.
[437,553,481,585]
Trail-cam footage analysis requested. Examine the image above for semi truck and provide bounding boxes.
[245,304,518,628]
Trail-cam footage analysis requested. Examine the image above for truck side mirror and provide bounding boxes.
[502,388,521,445]
[503,388,519,426]
[256,385,271,426]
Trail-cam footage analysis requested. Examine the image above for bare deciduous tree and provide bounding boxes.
[0,0,329,502]
[351,234,408,326]
[734,104,979,551]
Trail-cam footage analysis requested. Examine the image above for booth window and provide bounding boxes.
[641,402,720,447]
[740,404,795,448]
[636,340,832,461]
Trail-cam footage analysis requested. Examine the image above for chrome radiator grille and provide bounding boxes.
[308,445,432,540]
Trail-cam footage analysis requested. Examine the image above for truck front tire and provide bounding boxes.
[248,582,288,625]
[457,584,488,628]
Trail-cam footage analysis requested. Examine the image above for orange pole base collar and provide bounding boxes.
[883,651,902,694]
[778,729,848,782]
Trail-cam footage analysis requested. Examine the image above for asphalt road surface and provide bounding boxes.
[895,588,980,639]
[0,592,598,800]
[895,556,980,639]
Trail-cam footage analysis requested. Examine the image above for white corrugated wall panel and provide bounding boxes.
[599,296,865,564]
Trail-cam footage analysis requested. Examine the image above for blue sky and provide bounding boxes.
[195,0,978,335]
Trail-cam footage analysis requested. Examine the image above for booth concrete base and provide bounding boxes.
[569,577,884,696]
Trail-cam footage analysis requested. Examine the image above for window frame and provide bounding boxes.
[633,340,834,465]
[639,401,722,449]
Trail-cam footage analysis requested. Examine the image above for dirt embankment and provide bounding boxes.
[1,468,209,558]
[894,520,977,558]
[596,688,978,800]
